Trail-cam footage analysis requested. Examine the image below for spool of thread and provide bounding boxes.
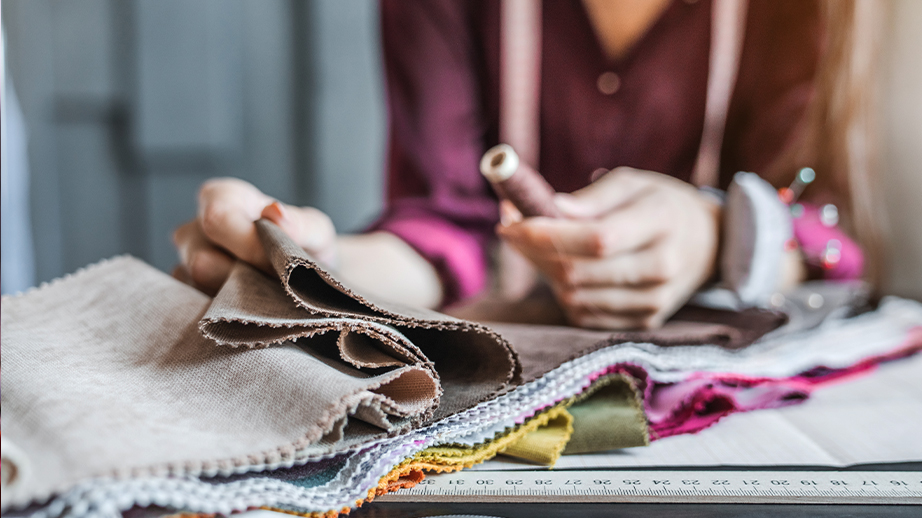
[480,144,562,218]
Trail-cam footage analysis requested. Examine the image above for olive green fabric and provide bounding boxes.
[563,374,650,454]
[496,373,649,463]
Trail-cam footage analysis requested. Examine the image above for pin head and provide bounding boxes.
[820,204,839,227]
[797,167,816,184]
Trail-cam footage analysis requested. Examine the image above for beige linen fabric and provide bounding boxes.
[0,257,439,508]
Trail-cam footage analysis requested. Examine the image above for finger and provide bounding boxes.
[498,196,668,258]
[261,202,337,266]
[498,200,523,227]
[197,178,274,270]
[173,220,236,291]
[261,202,335,252]
[171,265,221,297]
[563,310,656,331]
[555,285,673,320]
[531,245,677,288]
[553,167,655,219]
[171,264,193,285]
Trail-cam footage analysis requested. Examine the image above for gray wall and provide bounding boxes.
[2,0,384,282]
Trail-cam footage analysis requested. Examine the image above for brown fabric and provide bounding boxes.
[487,309,784,385]
[669,305,787,350]
[234,219,521,420]
[449,283,788,375]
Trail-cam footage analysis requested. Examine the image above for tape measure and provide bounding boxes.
[379,470,922,504]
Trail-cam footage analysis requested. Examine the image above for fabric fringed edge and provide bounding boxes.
[251,466,446,518]
[591,365,654,444]
[1,360,442,511]
[568,370,651,448]
[0,255,136,303]
[306,403,572,517]
[645,327,922,440]
[261,410,573,518]
[427,372,648,463]
[275,256,522,387]
[246,404,575,518]
[196,320,444,421]
[425,404,573,467]
[258,466,437,518]
[256,219,520,376]
[198,313,432,369]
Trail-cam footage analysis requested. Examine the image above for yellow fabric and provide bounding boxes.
[415,403,574,467]
[262,373,649,517]
[492,373,649,461]
[498,411,573,465]
[259,404,575,517]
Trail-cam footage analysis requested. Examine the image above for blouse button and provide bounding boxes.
[597,72,621,95]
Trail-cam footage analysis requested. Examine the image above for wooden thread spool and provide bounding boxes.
[480,144,561,218]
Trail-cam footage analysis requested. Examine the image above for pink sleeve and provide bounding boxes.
[377,0,499,306]
[370,207,489,307]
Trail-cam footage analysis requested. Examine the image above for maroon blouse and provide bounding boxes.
[373,0,823,305]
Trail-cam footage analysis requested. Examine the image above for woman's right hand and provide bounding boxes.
[172,177,337,294]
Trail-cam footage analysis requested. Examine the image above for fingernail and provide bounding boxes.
[262,201,288,223]
[499,207,515,226]
[498,200,523,226]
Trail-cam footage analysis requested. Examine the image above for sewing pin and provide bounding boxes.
[779,167,816,204]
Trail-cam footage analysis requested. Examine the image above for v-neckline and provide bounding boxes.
[576,0,684,68]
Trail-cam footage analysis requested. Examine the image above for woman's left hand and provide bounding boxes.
[497,167,721,329]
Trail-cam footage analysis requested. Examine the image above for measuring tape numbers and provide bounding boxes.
[379,470,922,505]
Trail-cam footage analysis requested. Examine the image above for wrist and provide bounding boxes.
[336,232,444,309]
[698,189,724,284]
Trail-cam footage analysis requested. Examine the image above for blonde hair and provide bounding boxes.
[768,0,885,288]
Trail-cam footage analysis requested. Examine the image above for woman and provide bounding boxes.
[173,0,876,329]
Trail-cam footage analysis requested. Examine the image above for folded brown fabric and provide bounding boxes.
[201,220,520,423]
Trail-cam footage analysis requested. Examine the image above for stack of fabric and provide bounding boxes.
[3,221,921,518]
